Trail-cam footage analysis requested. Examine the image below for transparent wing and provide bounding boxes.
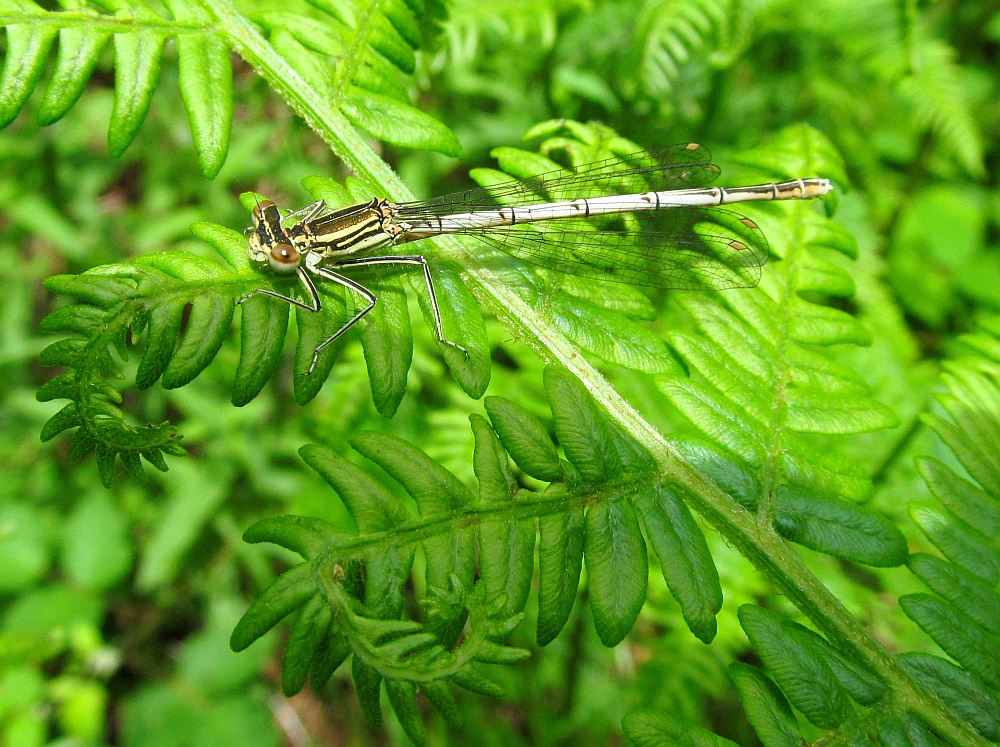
[395,145,720,217]
[426,207,769,291]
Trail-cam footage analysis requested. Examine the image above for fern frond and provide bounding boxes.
[896,35,985,179]
[816,0,985,177]
[902,314,1000,710]
[235,321,997,742]
[231,362,729,737]
[648,125,904,554]
[0,0,232,176]
[632,0,753,100]
[0,0,459,176]
[229,435,532,742]
[631,598,996,745]
[625,317,1000,747]
[37,225,250,486]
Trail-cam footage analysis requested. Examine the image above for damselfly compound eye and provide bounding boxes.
[268,243,300,272]
[253,199,276,223]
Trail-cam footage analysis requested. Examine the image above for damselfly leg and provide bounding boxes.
[336,255,469,359]
[240,254,468,375]
[282,200,328,225]
[237,269,320,311]
[306,264,377,374]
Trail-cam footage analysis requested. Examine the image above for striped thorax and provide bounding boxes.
[248,198,401,271]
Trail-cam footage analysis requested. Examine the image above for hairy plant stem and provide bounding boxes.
[205,2,985,743]
[0,10,208,31]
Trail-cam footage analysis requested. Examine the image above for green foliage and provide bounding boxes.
[665,317,1000,747]
[230,439,530,744]
[230,364,718,738]
[0,0,459,178]
[233,348,918,738]
[632,0,751,100]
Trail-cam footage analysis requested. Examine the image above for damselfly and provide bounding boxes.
[243,143,832,374]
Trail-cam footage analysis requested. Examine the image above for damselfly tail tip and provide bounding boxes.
[800,178,834,199]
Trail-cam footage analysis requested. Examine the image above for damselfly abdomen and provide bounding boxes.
[243,143,832,374]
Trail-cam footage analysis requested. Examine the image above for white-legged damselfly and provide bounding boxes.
[244,143,832,373]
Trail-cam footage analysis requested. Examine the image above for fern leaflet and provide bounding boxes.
[0,0,459,177]
[624,316,1000,746]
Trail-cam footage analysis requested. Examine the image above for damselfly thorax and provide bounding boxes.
[248,197,401,269]
[242,144,833,376]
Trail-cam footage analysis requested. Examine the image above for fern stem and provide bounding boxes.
[0,11,209,32]
[329,0,380,101]
[758,200,804,523]
[203,4,986,742]
[202,0,409,200]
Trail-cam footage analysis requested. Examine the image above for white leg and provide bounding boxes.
[238,268,322,312]
[305,265,378,375]
[335,255,469,358]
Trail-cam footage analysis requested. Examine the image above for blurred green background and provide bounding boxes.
[1,0,998,744]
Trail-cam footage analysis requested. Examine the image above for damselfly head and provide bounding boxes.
[247,198,301,272]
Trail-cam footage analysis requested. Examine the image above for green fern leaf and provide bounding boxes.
[1,0,461,173]
[898,653,1000,740]
[348,430,478,620]
[470,414,534,618]
[773,485,906,567]
[108,20,164,156]
[36,224,252,483]
[900,594,1000,689]
[228,362,732,725]
[631,0,753,103]
[548,293,679,374]
[536,497,585,646]
[0,0,229,175]
[482,396,563,481]
[0,6,58,128]
[634,483,721,643]
[308,0,417,73]
[898,37,984,178]
[234,441,530,737]
[341,86,463,157]
[652,126,906,570]
[37,23,110,125]
[818,0,985,176]
[909,551,1000,632]
[175,28,233,177]
[622,709,738,747]
[898,316,1000,716]
[696,314,1000,746]
[585,492,649,647]
[738,605,853,730]
[727,663,801,747]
